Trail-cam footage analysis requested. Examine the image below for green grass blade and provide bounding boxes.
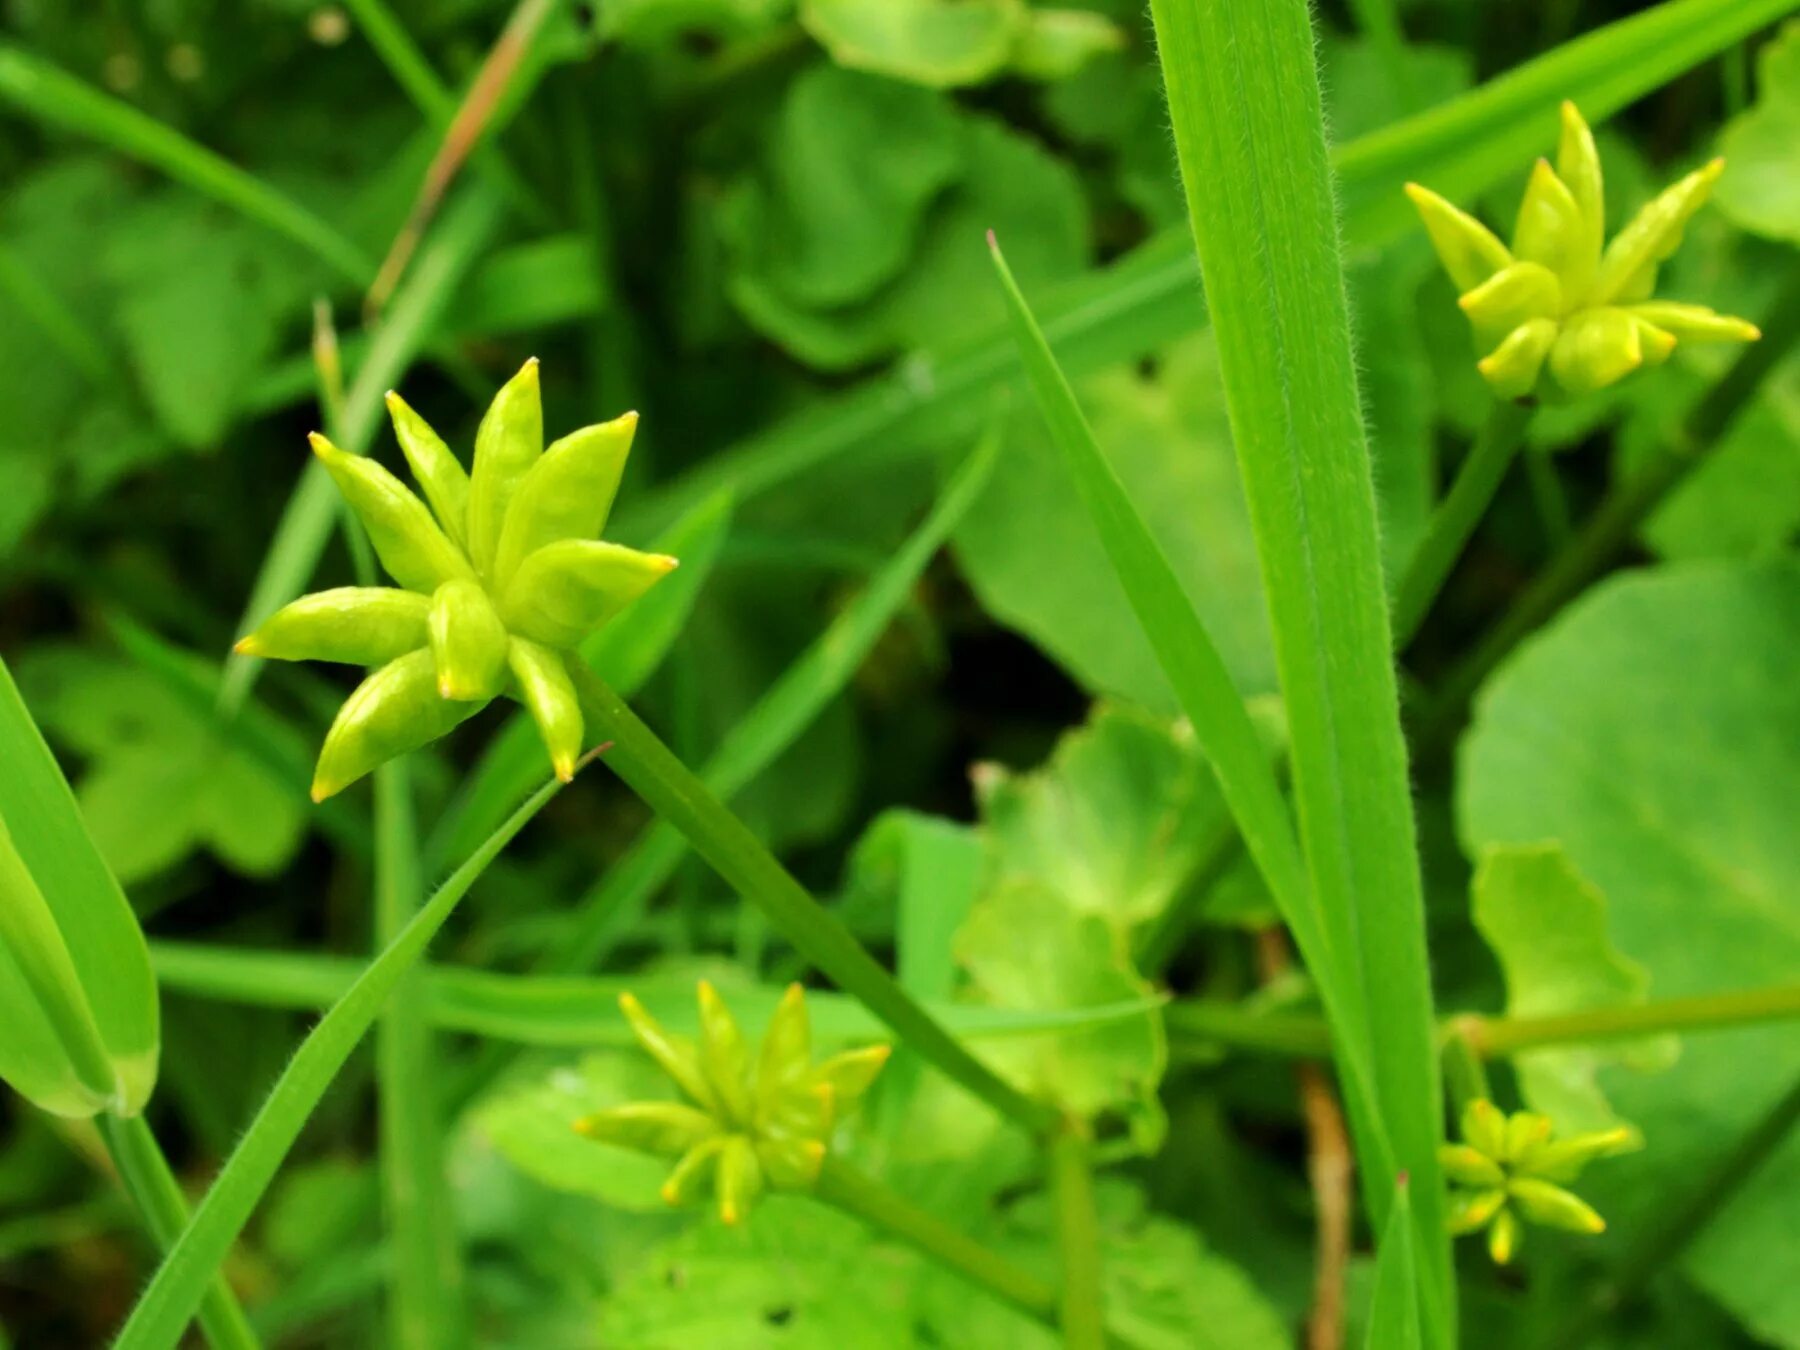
[218,187,506,716]
[615,0,1778,541]
[0,43,372,283]
[1147,0,1448,1340]
[146,942,1165,1047]
[1365,1175,1422,1350]
[425,489,735,870]
[109,776,568,1350]
[372,763,465,1350]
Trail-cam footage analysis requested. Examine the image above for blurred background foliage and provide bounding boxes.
[0,0,1797,1346]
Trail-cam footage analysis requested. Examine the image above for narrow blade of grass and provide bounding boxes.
[218,186,505,716]
[1365,1175,1422,1350]
[1147,0,1448,1340]
[615,0,1777,542]
[0,43,372,283]
[109,775,569,1350]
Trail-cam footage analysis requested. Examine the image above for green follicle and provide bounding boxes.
[236,362,678,797]
[1407,102,1758,403]
[1443,1098,1633,1265]
[576,982,887,1227]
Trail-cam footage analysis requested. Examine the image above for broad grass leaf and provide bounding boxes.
[1459,557,1800,1342]
[0,655,158,1118]
[1364,1177,1421,1350]
[955,333,1274,710]
[1716,21,1800,245]
[1471,844,1675,1136]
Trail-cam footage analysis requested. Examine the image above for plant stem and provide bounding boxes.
[1522,446,1573,551]
[1166,999,1335,1058]
[1050,1130,1106,1349]
[373,763,465,1349]
[566,662,1060,1137]
[1424,267,1800,736]
[99,1114,260,1350]
[1550,1070,1800,1350]
[814,1157,1055,1325]
[1439,1027,1491,1119]
[1462,984,1800,1056]
[1392,399,1534,650]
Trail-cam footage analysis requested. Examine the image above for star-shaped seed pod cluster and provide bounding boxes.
[1406,102,1759,402]
[575,982,889,1226]
[236,360,677,801]
[1442,1098,1634,1265]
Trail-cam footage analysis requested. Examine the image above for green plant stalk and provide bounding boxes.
[373,764,465,1350]
[1166,984,1800,1060]
[1148,1,1449,1337]
[1522,447,1573,551]
[1551,1070,1800,1350]
[99,1114,259,1350]
[814,1157,1055,1325]
[1439,1028,1492,1119]
[1049,1130,1105,1349]
[110,777,567,1350]
[1426,265,1800,734]
[565,662,1059,1137]
[1392,400,1534,649]
[0,44,372,283]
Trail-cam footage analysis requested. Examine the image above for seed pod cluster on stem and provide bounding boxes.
[236,360,678,800]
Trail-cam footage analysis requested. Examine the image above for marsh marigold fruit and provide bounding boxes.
[1407,102,1759,402]
[235,360,677,800]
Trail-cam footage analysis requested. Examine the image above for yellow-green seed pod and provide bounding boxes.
[810,1045,891,1106]
[1555,102,1605,292]
[385,391,471,552]
[1462,1099,1508,1159]
[235,587,430,666]
[716,1135,764,1225]
[1550,307,1644,395]
[1447,1188,1507,1235]
[429,579,509,702]
[768,1080,836,1140]
[1404,183,1513,292]
[756,1134,827,1190]
[1501,1109,1554,1164]
[1439,1143,1506,1189]
[492,412,638,590]
[1520,1127,1635,1184]
[505,638,583,783]
[1627,301,1761,344]
[1589,159,1725,306]
[618,993,719,1113]
[1477,319,1559,401]
[467,358,543,579]
[311,649,482,801]
[573,1102,720,1158]
[697,981,755,1126]
[661,1136,726,1208]
[1512,159,1585,285]
[1459,262,1562,346]
[1488,1207,1522,1265]
[755,983,812,1114]
[1508,1177,1605,1234]
[500,540,679,651]
[310,434,473,594]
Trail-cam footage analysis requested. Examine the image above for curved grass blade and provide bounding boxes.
[1365,1175,1422,1350]
[0,43,371,283]
[1147,0,1448,1338]
[109,774,569,1350]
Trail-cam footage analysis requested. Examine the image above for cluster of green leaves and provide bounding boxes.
[1,0,1799,1347]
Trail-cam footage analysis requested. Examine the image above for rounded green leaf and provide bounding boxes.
[492,412,637,589]
[235,587,430,666]
[500,540,678,650]
[467,358,543,579]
